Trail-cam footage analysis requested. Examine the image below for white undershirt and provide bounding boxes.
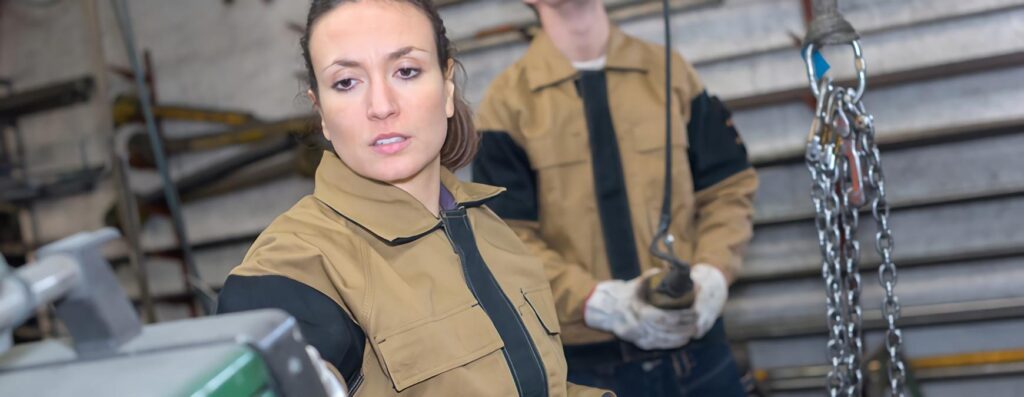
[571,55,607,71]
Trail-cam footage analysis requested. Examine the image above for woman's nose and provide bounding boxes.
[367,80,398,121]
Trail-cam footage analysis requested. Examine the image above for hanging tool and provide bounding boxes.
[112,94,257,128]
[640,0,697,310]
[125,114,317,168]
[802,1,907,396]
[0,77,94,120]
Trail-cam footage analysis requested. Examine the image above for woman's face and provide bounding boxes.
[308,0,454,183]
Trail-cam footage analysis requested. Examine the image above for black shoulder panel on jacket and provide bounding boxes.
[687,91,752,191]
[472,131,539,221]
[218,274,365,386]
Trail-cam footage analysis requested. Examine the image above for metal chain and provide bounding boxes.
[806,77,852,397]
[837,90,864,397]
[854,100,908,396]
[806,71,906,396]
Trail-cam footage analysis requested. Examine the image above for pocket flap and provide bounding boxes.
[375,302,504,391]
[525,132,588,169]
[522,284,561,335]
[633,117,687,152]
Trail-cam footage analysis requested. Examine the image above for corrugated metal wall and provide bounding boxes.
[4,0,1022,394]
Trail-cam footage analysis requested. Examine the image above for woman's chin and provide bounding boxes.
[364,160,425,184]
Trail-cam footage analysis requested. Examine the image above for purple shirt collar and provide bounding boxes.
[439,184,458,211]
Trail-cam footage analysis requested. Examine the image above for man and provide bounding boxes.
[472,0,758,395]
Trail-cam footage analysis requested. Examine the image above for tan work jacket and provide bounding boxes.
[219,152,609,396]
[474,27,759,345]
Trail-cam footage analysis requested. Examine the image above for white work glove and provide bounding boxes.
[691,264,729,338]
[305,345,349,397]
[584,270,697,350]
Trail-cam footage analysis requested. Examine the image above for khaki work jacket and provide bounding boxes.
[474,27,759,345]
[218,152,610,396]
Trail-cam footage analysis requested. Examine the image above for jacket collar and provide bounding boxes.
[524,25,649,91]
[313,152,504,243]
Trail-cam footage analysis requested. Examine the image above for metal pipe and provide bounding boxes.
[82,0,155,323]
[110,0,214,314]
[0,255,81,333]
[728,296,1024,341]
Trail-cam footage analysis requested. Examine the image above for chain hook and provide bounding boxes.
[803,41,867,102]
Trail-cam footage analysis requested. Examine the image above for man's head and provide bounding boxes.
[522,0,600,21]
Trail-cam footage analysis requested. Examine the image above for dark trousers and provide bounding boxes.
[565,318,745,397]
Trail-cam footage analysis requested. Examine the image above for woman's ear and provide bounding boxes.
[444,59,456,118]
[308,89,331,142]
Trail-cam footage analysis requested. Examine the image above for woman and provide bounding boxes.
[217,1,609,396]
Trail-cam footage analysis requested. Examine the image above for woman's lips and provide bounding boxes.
[371,133,411,155]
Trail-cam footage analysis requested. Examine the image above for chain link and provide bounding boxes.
[806,76,906,396]
[855,101,908,396]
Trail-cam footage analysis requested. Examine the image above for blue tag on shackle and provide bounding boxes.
[807,50,831,80]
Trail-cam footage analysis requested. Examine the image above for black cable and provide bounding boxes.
[648,0,695,300]
[657,0,672,238]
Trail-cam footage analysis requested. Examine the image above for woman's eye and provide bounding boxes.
[396,67,421,79]
[332,78,357,91]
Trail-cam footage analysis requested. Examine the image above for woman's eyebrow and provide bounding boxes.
[322,46,428,73]
[388,46,428,61]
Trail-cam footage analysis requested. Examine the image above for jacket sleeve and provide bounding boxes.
[684,87,759,284]
[473,78,599,326]
[217,233,366,388]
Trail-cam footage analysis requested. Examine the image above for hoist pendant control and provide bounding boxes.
[641,263,696,310]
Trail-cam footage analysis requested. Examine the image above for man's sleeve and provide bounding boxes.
[473,79,599,325]
[685,87,759,284]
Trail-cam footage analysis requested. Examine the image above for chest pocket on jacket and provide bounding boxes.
[632,116,687,153]
[524,131,588,170]
[373,302,504,391]
[520,284,562,335]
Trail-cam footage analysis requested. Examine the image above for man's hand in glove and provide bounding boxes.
[583,270,697,350]
[690,264,728,338]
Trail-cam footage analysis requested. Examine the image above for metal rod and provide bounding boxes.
[728,296,1024,341]
[0,255,81,333]
[758,350,1024,392]
[110,0,214,314]
[82,0,155,324]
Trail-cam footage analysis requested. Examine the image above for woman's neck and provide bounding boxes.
[393,157,442,216]
[537,1,610,62]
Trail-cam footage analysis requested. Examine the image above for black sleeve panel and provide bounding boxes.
[687,91,752,191]
[472,131,539,221]
[217,274,365,386]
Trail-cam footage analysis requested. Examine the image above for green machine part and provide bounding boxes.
[182,346,276,397]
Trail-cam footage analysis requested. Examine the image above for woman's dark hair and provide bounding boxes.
[301,0,478,170]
